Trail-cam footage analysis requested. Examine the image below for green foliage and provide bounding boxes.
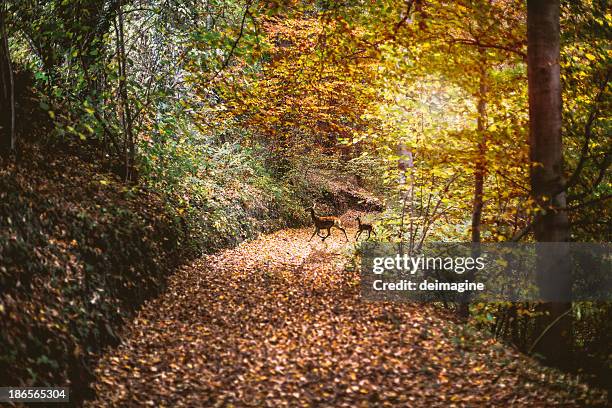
[138,118,306,251]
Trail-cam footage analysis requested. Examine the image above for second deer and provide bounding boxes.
[355,216,376,241]
[308,207,348,242]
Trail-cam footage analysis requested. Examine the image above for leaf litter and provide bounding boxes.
[88,214,607,407]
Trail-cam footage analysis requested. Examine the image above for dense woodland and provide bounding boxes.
[0,0,610,405]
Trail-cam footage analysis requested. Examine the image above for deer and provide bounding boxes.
[355,216,376,241]
[308,206,348,242]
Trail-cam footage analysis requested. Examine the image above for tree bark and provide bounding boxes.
[0,1,15,158]
[459,52,488,320]
[527,0,571,367]
[115,0,135,181]
[471,54,488,244]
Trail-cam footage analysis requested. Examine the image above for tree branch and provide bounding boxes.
[567,194,611,211]
[565,70,610,190]
[209,0,252,82]
[447,36,526,60]
[568,152,611,202]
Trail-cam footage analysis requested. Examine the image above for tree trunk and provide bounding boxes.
[458,54,488,319]
[0,1,15,158]
[471,57,487,244]
[527,0,571,367]
[116,0,135,181]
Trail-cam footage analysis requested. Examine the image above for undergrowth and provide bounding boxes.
[0,123,378,401]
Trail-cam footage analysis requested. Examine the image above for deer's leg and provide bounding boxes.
[371,229,377,236]
[337,226,349,241]
[321,228,331,241]
[367,230,372,240]
[355,230,361,240]
[309,228,319,241]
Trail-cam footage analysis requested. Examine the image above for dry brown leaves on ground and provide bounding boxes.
[88,214,607,407]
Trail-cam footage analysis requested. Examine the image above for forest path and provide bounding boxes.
[88,211,598,407]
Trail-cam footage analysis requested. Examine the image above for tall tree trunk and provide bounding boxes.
[527,0,571,367]
[397,142,411,256]
[459,54,488,319]
[471,56,488,244]
[116,0,135,181]
[0,1,15,158]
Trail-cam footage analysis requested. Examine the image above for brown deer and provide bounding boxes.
[355,216,376,241]
[308,207,348,242]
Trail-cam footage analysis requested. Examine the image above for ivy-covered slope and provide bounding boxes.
[0,145,187,399]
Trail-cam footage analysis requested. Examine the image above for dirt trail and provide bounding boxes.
[88,212,604,407]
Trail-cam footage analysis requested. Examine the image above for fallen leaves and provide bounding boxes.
[87,218,608,407]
